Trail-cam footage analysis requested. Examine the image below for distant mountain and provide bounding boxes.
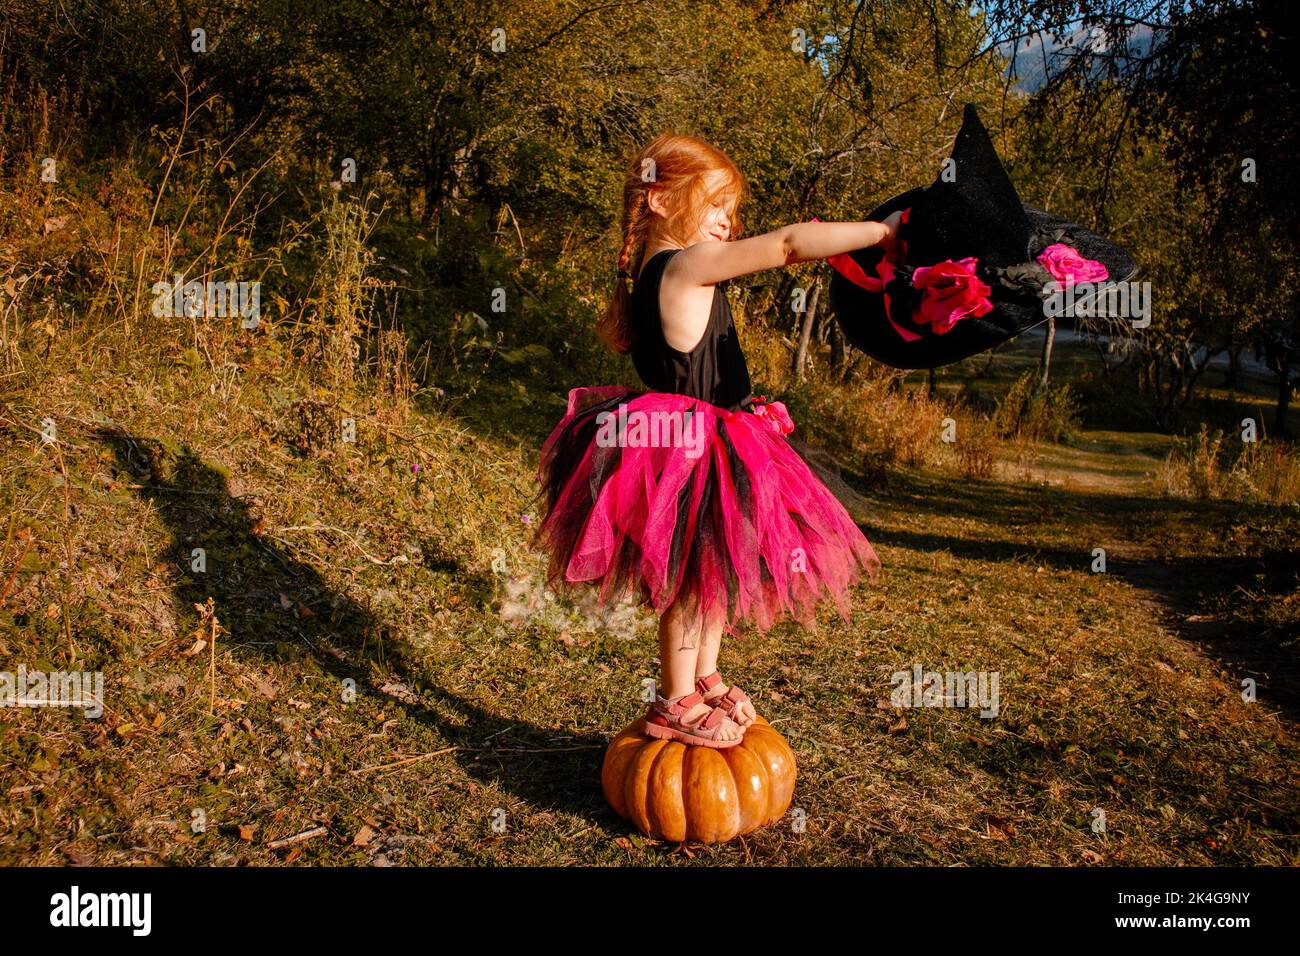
[999,23,1156,92]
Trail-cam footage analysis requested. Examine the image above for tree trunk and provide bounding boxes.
[842,352,864,384]
[1092,335,1112,377]
[1180,347,1221,410]
[927,366,937,398]
[1039,316,1056,388]
[793,275,821,382]
[1226,342,1241,389]
[830,322,847,379]
[1275,370,1294,438]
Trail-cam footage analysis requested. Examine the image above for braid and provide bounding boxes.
[620,189,650,279]
[599,186,651,354]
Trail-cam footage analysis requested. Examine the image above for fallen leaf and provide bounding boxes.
[379,682,417,705]
[985,815,1014,839]
[246,672,276,699]
[65,845,95,865]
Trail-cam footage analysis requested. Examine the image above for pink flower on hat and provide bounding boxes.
[910,257,994,334]
[751,397,795,436]
[1036,243,1109,286]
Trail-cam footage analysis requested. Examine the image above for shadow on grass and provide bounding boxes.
[849,464,1300,723]
[1118,549,1300,723]
[95,425,615,828]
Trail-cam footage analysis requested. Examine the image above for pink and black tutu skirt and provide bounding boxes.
[534,385,881,634]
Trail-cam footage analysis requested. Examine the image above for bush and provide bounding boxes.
[800,364,951,471]
[954,415,998,480]
[1072,365,1158,430]
[993,371,1082,444]
[1158,423,1300,505]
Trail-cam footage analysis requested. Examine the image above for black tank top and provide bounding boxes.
[630,248,752,411]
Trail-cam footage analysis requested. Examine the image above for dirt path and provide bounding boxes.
[1001,428,1300,725]
[993,428,1176,494]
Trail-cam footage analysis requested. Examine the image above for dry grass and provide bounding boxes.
[2,307,1298,866]
[2,123,1296,863]
[1158,423,1300,505]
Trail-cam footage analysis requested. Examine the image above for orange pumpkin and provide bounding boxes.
[601,714,797,843]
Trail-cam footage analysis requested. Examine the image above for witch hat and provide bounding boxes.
[825,104,1139,370]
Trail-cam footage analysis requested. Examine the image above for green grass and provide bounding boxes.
[1,322,1297,865]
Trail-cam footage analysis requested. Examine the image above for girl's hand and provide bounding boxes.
[879,210,904,250]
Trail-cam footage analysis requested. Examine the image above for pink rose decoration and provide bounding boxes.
[1036,243,1108,286]
[910,257,994,334]
[752,399,795,436]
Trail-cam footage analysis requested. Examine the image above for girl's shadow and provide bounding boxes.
[94,425,612,821]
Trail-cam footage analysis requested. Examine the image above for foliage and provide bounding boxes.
[992,371,1082,444]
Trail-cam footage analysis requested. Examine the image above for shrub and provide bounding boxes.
[992,371,1082,444]
[954,415,998,480]
[1158,423,1300,505]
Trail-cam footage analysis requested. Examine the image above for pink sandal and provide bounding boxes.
[695,671,756,728]
[644,690,744,748]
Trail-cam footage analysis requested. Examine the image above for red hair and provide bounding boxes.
[598,134,750,354]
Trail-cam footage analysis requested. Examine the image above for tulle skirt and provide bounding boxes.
[534,386,882,634]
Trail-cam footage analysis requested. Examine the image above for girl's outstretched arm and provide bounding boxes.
[670,211,902,288]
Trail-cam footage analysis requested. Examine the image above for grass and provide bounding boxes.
[1,317,1298,866]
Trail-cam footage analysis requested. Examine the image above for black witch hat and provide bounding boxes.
[825,104,1139,370]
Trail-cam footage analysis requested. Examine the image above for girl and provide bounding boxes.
[535,133,901,748]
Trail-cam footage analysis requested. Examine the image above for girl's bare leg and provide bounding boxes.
[657,600,742,740]
[693,609,757,725]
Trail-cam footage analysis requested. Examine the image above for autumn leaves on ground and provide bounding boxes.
[1,314,1297,865]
